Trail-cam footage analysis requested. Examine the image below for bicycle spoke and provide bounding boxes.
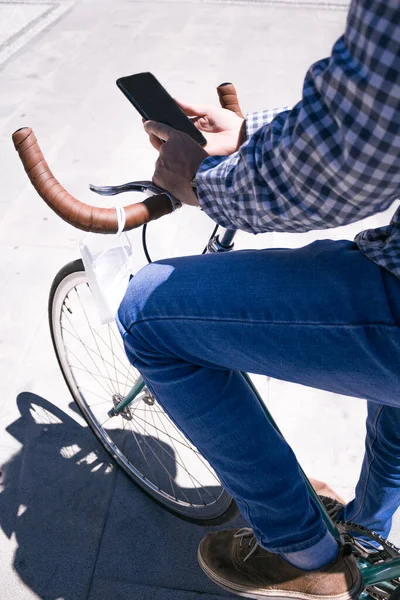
[138,400,167,493]
[83,398,112,408]
[106,327,137,397]
[74,287,117,396]
[128,413,192,504]
[130,409,207,454]
[62,308,115,397]
[107,326,137,397]
[77,386,110,403]
[140,406,221,499]
[65,346,114,398]
[109,326,119,397]
[157,408,222,482]
[93,326,135,381]
[69,363,127,387]
[109,323,127,357]
[152,406,219,478]
[100,415,113,428]
[128,412,215,498]
[62,321,135,384]
[122,417,163,492]
[143,402,181,500]
[124,405,168,416]
[150,405,208,505]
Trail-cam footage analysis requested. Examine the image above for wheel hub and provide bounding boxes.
[108,389,156,418]
[111,393,133,420]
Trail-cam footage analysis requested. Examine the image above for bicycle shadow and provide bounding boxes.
[1,392,241,600]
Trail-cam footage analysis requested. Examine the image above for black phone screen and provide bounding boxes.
[116,72,207,146]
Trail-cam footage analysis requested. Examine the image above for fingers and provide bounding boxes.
[175,99,208,117]
[149,133,163,151]
[143,118,163,151]
[144,120,174,141]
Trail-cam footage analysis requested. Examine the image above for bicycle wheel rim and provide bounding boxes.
[49,260,234,521]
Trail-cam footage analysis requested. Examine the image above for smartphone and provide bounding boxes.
[116,72,207,146]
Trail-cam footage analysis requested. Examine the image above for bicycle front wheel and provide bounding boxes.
[49,259,238,524]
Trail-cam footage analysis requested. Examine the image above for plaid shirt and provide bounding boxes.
[196,0,400,278]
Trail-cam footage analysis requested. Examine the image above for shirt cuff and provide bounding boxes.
[195,154,239,228]
[245,107,292,137]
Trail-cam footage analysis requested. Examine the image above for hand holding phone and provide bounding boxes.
[116,72,207,146]
[143,119,208,207]
[176,98,245,156]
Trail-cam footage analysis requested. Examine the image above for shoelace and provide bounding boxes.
[320,496,344,520]
[234,528,259,562]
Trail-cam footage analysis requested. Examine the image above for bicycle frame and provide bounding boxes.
[108,226,400,596]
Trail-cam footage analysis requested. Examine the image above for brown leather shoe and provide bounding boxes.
[198,528,364,599]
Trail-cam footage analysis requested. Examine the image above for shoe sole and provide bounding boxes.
[197,548,364,600]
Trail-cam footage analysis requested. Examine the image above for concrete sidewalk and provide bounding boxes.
[0,1,398,598]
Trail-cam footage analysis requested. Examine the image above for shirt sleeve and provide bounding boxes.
[195,0,400,234]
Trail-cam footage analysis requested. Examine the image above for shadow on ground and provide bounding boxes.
[0,392,242,600]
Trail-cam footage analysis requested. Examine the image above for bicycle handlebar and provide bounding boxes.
[12,127,173,233]
[217,82,245,119]
[12,82,243,233]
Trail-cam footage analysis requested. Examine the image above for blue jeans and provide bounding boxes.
[117,240,400,553]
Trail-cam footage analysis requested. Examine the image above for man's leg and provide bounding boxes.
[117,239,400,592]
[340,402,400,539]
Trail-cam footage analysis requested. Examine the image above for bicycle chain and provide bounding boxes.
[336,520,400,599]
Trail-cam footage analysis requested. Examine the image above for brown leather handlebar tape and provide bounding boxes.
[216,82,245,119]
[12,127,172,233]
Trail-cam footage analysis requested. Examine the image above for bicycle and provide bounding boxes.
[12,83,400,599]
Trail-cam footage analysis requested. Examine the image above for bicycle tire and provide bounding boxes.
[48,258,238,525]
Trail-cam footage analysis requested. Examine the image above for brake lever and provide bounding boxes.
[89,180,166,197]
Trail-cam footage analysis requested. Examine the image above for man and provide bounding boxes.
[117,0,400,597]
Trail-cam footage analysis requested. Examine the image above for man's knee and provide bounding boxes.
[117,260,175,333]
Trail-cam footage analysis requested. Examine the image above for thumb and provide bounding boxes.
[175,99,209,117]
[143,120,175,141]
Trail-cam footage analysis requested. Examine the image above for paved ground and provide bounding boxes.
[0,0,399,598]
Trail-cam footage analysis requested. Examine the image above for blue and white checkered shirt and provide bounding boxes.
[196,0,400,278]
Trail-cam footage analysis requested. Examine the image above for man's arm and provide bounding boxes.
[196,0,400,233]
